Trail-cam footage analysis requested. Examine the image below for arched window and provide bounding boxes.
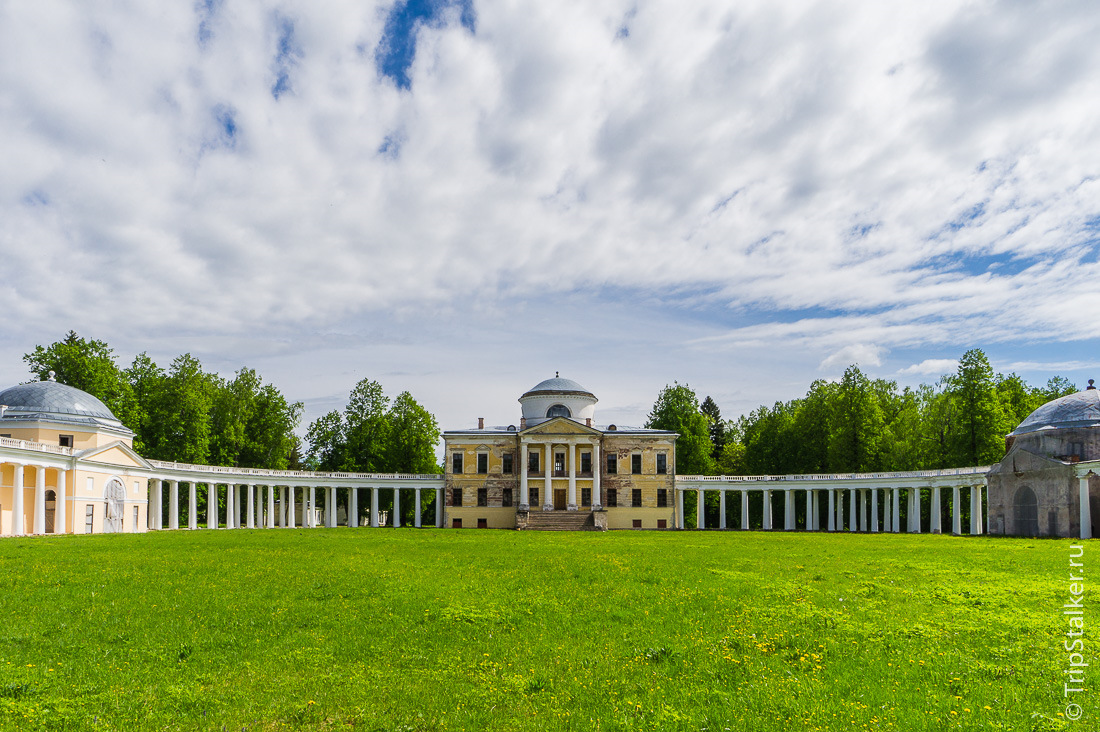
[546,404,571,419]
[1013,485,1039,537]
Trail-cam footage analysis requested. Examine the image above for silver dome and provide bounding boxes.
[1009,387,1100,436]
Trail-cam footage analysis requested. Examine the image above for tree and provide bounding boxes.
[827,365,885,472]
[306,411,349,471]
[345,378,391,472]
[646,382,715,475]
[947,349,1008,467]
[700,396,727,460]
[383,392,442,473]
[143,354,216,464]
[209,368,302,469]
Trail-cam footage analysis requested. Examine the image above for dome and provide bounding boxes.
[519,374,598,427]
[1009,385,1100,436]
[0,376,130,435]
[521,376,595,399]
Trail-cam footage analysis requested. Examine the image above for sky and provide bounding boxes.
[2,0,1099,438]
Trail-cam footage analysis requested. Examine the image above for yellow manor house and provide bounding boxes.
[443,375,678,530]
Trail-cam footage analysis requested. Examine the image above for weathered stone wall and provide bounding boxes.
[987,447,1078,537]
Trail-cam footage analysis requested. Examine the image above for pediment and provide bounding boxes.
[521,417,601,437]
[76,441,153,470]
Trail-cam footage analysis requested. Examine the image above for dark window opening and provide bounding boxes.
[502,453,514,474]
[580,452,592,474]
[631,454,642,474]
[477,488,488,507]
[656,453,667,475]
[477,518,488,529]
[607,453,617,474]
[530,486,539,505]
[632,519,642,528]
[554,452,565,477]
[631,488,642,507]
[452,518,462,529]
[452,452,463,474]
[477,453,488,474]
[528,451,540,473]
[581,488,591,506]
[502,488,513,507]
[59,435,74,448]
[657,519,668,529]
[657,489,668,508]
[452,488,463,507]
[546,404,571,418]
[607,488,618,507]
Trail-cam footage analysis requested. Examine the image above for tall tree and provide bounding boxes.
[700,396,727,460]
[646,382,715,475]
[827,365,885,472]
[383,392,442,474]
[947,349,1008,467]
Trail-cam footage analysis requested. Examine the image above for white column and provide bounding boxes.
[1079,477,1092,540]
[762,490,772,530]
[720,490,727,529]
[436,488,443,527]
[543,443,553,510]
[976,486,984,534]
[805,489,812,531]
[279,487,287,528]
[288,486,297,528]
[393,487,401,528]
[153,479,163,529]
[827,490,835,531]
[696,489,704,529]
[567,442,577,511]
[520,443,529,509]
[676,488,685,529]
[741,491,749,530]
[187,482,197,530]
[12,464,24,535]
[871,489,879,532]
[592,443,602,510]
[33,466,46,535]
[169,480,179,530]
[307,486,316,528]
[849,490,856,531]
[371,487,379,527]
[147,480,156,529]
[235,485,243,527]
[784,489,793,530]
[415,489,422,528]
[266,485,275,529]
[836,490,844,530]
[245,484,254,529]
[224,483,234,529]
[56,469,67,534]
[207,484,217,528]
[892,488,901,533]
[349,488,358,528]
[883,490,891,532]
[912,489,922,533]
[862,490,870,531]
[952,486,962,535]
[328,486,337,527]
[931,487,942,534]
[970,486,982,535]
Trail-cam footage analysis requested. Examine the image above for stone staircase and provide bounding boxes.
[519,510,599,531]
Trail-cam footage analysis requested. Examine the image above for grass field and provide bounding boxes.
[0,528,1090,731]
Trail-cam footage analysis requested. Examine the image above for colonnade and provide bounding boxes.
[0,460,68,535]
[678,484,986,535]
[145,479,445,531]
[517,438,601,511]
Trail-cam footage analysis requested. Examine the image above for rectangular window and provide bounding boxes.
[632,519,642,529]
[0,434,10,438]
[656,452,667,475]
[530,486,539,506]
[502,488,513,507]
[477,518,488,529]
[607,453,617,474]
[607,488,618,507]
[657,519,668,529]
[477,488,488,507]
[59,434,74,448]
[580,452,592,474]
[477,453,488,474]
[452,518,462,529]
[657,489,668,508]
[452,452,463,474]
[631,454,642,474]
[452,488,463,507]
[632,488,642,507]
[502,453,514,474]
[84,504,94,533]
[528,451,540,473]
[554,452,565,476]
[581,488,591,506]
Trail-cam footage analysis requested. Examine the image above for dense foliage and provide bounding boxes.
[651,348,1077,477]
[305,377,441,474]
[24,332,303,469]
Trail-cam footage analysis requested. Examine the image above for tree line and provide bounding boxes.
[646,348,1077,476]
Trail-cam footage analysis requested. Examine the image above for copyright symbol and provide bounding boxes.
[1066,703,1082,720]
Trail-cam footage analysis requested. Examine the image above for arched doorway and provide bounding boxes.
[44,490,56,533]
[104,478,126,533]
[1013,485,1039,537]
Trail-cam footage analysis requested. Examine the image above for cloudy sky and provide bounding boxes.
[2,0,1099,435]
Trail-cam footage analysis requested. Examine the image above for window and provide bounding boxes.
[452,452,463,474]
[580,452,592,474]
[554,452,565,476]
[528,451,540,473]
[607,453,617,474]
[0,434,10,438]
[477,488,488,507]
[84,504,94,533]
[452,488,463,507]
[530,486,539,505]
[581,488,591,506]
[607,488,618,507]
[502,488,513,507]
[546,404,571,418]
[632,519,642,528]
[452,518,463,529]
[477,453,488,474]
[59,434,74,448]
[657,489,668,508]
[631,489,642,507]
[656,452,667,475]
[477,518,488,529]
[502,453,514,474]
[657,519,668,529]
[631,454,642,474]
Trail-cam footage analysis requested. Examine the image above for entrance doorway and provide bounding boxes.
[554,489,567,510]
[44,490,56,533]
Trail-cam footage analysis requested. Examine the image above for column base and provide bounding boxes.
[518,503,529,511]
[542,504,553,511]
[567,504,578,511]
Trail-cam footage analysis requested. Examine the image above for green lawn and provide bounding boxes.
[0,528,1090,731]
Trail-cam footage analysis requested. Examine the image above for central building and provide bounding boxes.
[442,376,678,530]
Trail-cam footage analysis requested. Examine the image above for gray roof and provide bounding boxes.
[521,376,594,398]
[0,378,121,420]
[1010,388,1100,436]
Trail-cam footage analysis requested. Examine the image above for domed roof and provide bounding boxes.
[1010,385,1100,436]
[0,376,123,422]
[521,374,595,399]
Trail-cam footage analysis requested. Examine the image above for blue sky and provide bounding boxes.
[1,0,1099,435]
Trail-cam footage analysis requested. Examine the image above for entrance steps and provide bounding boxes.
[520,510,599,531]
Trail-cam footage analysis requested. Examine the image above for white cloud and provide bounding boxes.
[820,344,886,370]
[898,359,959,376]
